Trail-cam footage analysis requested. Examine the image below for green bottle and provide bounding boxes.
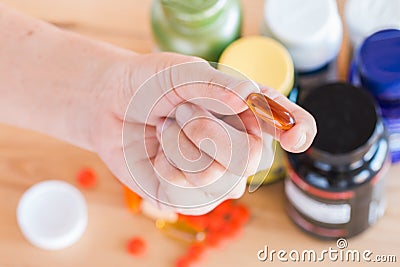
[151,0,242,62]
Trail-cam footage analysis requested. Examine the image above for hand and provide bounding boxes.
[91,52,317,215]
[0,5,316,215]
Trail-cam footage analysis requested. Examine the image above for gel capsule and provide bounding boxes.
[246,93,295,131]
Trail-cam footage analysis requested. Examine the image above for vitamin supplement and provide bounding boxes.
[76,168,97,189]
[218,36,296,186]
[175,256,191,267]
[350,29,400,162]
[186,243,206,261]
[151,0,242,62]
[286,83,390,239]
[126,237,146,256]
[170,201,250,265]
[345,0,400,49]
[123,186,142,214]
[246,93,295,131]
[231,204,250,225]
[156,219,206,244]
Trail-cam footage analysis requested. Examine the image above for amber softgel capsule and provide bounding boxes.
[246,93,295,131]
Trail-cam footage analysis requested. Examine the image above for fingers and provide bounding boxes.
[175,102,263,177]
[163,57,260,114]
[153,147,246,215]
[125,54,260,125]
[156,119,247,196]
[258,87,317,153]
[156,118,218,182]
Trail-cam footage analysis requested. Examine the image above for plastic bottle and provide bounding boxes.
[345,0,400,50]
[218,36,296,186]
[151,0,242,62]
[261,0,342,96]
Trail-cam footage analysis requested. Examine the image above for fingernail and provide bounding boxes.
[176,103,195,124]
[292,133,307,151]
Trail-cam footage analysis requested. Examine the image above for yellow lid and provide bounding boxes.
[218,36,294,96]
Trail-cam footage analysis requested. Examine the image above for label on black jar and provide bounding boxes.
[285,179,351,225]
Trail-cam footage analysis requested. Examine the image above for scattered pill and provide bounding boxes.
[175,256,191,267]
[76,168,97,189]
[186,243,206,261]
[123,186,142,214]
[126,237,146,256]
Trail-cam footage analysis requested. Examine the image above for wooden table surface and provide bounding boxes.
[0,1,399,266]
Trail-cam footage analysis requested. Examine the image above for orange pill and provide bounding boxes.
[246,93,295,131]
[212,200,233,215]
[126,237,146,256]
[76,168,97,189]
[231,205,250,225]
[123,186,142,214]
[186,243,206,261]
[175,256,191,267]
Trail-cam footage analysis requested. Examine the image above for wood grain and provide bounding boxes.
[0,0,398,266]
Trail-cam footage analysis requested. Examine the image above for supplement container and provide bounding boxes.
[261,0,342,93]
[218,36,296,186]
[285,83,390,239]
[151,0,242,62]
[345,0,400,49]
[350,29,400,162]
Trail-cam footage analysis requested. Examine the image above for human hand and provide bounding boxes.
[91,52,316,215]
[0,5,315,215]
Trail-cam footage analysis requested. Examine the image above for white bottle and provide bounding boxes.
[262,0,343,74]
[345,0,400,50]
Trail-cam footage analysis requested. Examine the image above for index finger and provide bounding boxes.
[258,86,317,153]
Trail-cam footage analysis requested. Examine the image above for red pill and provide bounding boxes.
[175,256,191,267]
[180,214,208,230]
[186,243,206,261]
[231,205,250,225]
[126,237,146,256]
[209,210,233,231]
[212,200,233,215]
[76,168,97,189]
[205,232,224,248]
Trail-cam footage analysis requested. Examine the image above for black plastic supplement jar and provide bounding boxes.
[285,83,390,239]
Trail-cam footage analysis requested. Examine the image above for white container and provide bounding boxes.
[262,0,343,73]
[17,180,88,250]
[345,0,400,49]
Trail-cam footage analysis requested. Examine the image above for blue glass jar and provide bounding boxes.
[349,29,400,162]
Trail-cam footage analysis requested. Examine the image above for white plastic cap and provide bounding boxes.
[17,180,88,250]
[345,0,400,48]
[262,0,342,72]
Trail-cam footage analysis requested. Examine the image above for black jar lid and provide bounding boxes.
[300,82,380,166]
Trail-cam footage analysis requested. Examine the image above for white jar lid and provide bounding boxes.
[17,180,88,250]
[263,0,342,72]
[345,0,400,48]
